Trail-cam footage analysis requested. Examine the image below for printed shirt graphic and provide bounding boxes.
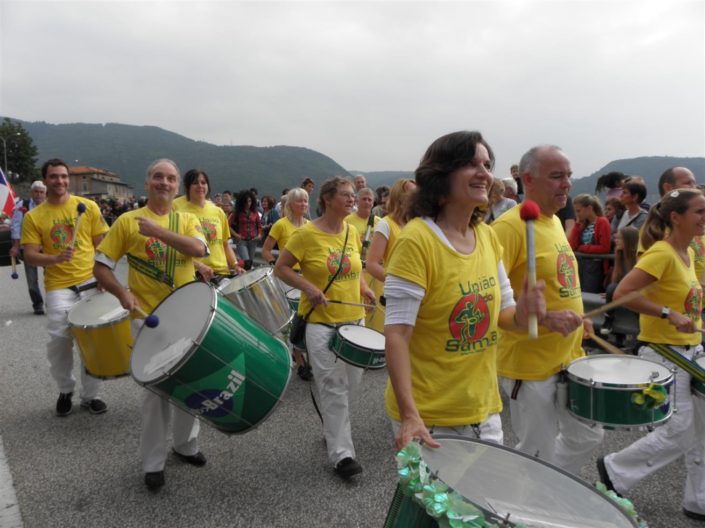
[269,216,308,271]
[97,207,205,313]
[384,219,503,426]
[492,207,584,380]
[284,222,363,324]
[174,200,231,275]
[635,241,702,346]
[20,196,108,291]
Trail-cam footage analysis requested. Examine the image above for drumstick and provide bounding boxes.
[583,288,648,319]
[71,202,87,249]
[133,307,160,328]
[520,200,540,338]
[10,255,18,279]
[326,299,376,309]
[587,331,624,355]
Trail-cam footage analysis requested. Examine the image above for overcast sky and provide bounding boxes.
[1,0,703,179]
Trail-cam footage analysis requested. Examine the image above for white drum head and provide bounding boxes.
[422,436,637,527]
[286,289,301,301]
[338,325,385,351]
[67,292,128,327]
[131,282,216,384]
[568,355,671,385]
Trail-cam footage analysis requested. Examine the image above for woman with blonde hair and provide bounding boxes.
[366,178,416,285]
[262,187,311,379]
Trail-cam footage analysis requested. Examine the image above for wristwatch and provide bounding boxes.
[660,306,672,319]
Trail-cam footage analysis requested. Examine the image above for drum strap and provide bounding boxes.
[301,225,350,323]
[126,254,175,289]
[510,380,522,400]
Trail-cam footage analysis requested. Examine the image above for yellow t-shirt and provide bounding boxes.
[635,241,702,345]
[174,200,231,275]
[345,213,379,245]
[384,219,503,426]
[20,196,109,291]
[492,207,585,380]
[285,222,364,324]
[269,216,307,271]
[639,227,705,283]
[380,216,402,263]
[173,195,189,208]
[97,207,205,313]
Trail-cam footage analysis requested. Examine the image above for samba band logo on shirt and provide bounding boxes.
[555,243,579,298]
[326,248,356,280]
[684,284,703,321]
[49,220,75,249]
[445,276,497,354]
[145,237,167,262]
[200,219,218,243]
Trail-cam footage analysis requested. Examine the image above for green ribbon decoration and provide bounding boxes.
[395,441,528,528]
[595,482,649,528]
[631,383,667,410]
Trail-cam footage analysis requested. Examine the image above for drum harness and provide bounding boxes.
[125,212,181,291]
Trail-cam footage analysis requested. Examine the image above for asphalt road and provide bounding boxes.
[0,261,699,528]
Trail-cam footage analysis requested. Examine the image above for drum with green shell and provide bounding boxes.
[131,281,292,434]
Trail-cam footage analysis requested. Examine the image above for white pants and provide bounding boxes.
[45,283,100,402]
[131,320,200,472]
[306,322,364,466]
[390,413,503,445]
[500,374,604,475]
[604,345,705,514]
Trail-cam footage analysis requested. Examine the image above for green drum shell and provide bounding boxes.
[384,485,438,528]
[140,289,291,435]
[329,327,386,369]
[567,358,673,429]
[692,357,705,399]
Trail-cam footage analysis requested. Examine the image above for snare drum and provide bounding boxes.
[329,325,385,369]
[218,266,292,334]
[285,288,301,312]
[567,355,673,429]
[131,282,292,434]
[68,292,132,378]
[385,435,639,528]
[692,356,705,399]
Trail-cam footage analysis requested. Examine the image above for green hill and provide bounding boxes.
[570,156,705,204]
[8,119,351,198]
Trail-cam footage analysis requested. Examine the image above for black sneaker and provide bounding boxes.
[80,398,107,415]
[596,456,621,496]
[172,449,207,467]
[683,508,705,521]
[297,364,313,381]
[56,392,73,417]
[144,471,165,492]
[34,308,45,315]
[334,457,363,479]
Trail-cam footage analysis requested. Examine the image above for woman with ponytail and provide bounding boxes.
[597,188,705,521]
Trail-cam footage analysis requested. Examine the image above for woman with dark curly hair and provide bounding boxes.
[232,190,262,270]
[384,131,546,450]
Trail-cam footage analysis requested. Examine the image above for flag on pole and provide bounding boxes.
[0,167,18,219]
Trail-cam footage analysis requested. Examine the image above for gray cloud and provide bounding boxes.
[2,0,703,179]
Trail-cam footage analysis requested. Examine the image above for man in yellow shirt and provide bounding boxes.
[93,159,208,492]
[21,159,109,417]
[492,145,604,475]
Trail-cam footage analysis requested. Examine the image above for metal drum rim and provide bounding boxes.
[131,281,218,385]
[424,434,639,527]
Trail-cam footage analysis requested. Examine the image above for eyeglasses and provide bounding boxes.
[337,191,355,199]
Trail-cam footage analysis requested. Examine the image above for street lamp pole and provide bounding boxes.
[0,132,21,177]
